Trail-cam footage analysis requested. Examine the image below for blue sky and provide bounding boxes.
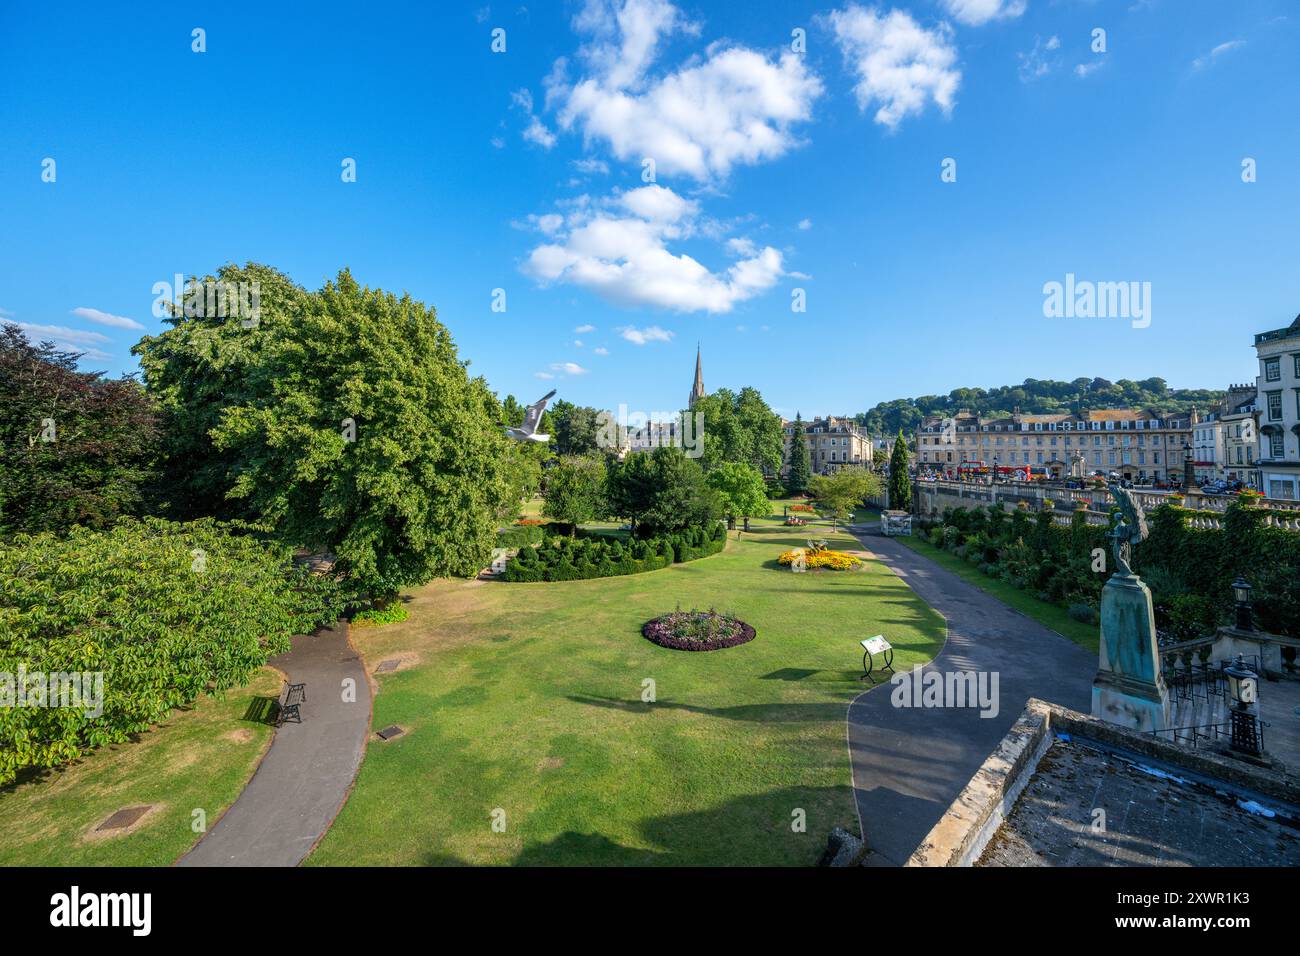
[2,0,1298,420]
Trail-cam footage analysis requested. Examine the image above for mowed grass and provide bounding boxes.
[310,507,944,866]
[893,534,1099,653]
[0,667,282,866]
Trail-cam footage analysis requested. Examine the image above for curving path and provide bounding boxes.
[178,621,371,867]
[845,524,1093,866]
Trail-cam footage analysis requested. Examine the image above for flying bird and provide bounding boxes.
[504,389,555,443]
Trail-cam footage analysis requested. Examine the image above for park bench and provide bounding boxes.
[277,681,306,726]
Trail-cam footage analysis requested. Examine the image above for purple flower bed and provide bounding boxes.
[641,610,756,652]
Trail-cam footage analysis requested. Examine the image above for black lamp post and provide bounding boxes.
[1232,577,1254,631]
[1224,655,1263,757]
[992,455,999,484]
[1182,441,1196,492]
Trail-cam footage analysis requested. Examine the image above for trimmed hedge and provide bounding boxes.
[0,518,339,783]
[501,522,726,582]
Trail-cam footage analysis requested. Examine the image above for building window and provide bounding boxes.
[1264,357,1281,382]
[1268,478,1296,500]
[1267,391,1283,421]
[1293,353,1300,378]
[1268,431,1284,458]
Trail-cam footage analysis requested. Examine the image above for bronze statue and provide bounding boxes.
[1106,482,1148,577]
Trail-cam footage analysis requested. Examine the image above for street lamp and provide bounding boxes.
[1232,577,1254,631]
[1182,441,1196,492]
[1224,655,1263,757]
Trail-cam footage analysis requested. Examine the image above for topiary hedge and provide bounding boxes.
[0,518,339,783]
[501,522,725,582]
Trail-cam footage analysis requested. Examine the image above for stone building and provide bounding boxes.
[780,416,873,477]
[1254,314,1300,500]
[915,408,1193,483]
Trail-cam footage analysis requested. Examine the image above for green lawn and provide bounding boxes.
[310,505,944,866]
[893,533,1099,653]
[0,667,282,866]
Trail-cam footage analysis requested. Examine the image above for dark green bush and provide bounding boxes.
[500,522,724,582]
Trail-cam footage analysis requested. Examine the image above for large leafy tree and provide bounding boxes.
[549,400,602,455]
[692,386,783,475]
[810,466,882,529]
[706,462,769,526]
[0,324,160,534]
[136,266,513,599]
[133,262,312,519]
[786,413,812,495]
[887,430,911,511]
[542,454,607,534]
[607,446,721,535]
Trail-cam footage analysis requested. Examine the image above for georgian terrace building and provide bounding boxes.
[915,408,1193,483]
[781,416,874,477]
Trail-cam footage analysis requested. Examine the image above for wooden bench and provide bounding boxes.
[277,681,306,725]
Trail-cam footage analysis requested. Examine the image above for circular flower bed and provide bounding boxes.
[642,609,756,652]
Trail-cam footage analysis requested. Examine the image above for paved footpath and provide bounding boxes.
[845,524,1094,866]
[179,621,371,867]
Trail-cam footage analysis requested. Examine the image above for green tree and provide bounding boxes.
[542,454,608,534]
[136,266,513,602]
[133,263,312,520]
[1,324,161,534]
[810,466,882,529]
[706,461,769,528]
[887,430,911,512]
[549,400,601,456]
[786,413,812,495]
[693,386,784,475]
[607,447,721,535]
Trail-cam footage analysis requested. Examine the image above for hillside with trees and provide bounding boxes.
[855,377,1225,437]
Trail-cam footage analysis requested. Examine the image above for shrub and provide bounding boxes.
[500,522,722,582]
[496,523,546,549]
[0,518,338,783]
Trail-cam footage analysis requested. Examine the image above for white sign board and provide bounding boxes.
[861,635,891,655]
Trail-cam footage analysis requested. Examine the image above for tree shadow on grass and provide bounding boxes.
[419,784,858,866]
[566,693,862,722]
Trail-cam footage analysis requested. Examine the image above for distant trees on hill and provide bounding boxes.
[854,377,1226,437]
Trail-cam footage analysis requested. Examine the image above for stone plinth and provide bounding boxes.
[1092,573,1170,733]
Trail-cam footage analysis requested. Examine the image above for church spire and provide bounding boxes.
[689,343,705,409]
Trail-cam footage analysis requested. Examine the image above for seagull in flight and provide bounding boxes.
[504,389,555,443]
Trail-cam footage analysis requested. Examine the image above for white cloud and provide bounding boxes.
[619,324,674,344]
[572,158,609,175]
[71,306,145,331]
[826,5,961,130]
[17,323,111,346]
[1017,35,1060,82]
[797,218,812,230]
[593,346,609,355]
[550,361,589,375]
[1192,40,1245,70]
[535,371,556,379]
[574,339,584,347]
[551,0,823,180]
[0,307,14,317]
[574,323,596,332]
[1074,60,1104,79]
[619,183,696,222]
[522,185,788,313]
[940,0,1026,27]
[491,136,506,149]
[512,87,557,148]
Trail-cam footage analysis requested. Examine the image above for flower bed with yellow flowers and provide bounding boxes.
[777,546,862,571]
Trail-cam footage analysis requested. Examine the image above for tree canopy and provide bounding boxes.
[785,413,812,495]
[691,386,784,476]
[887,431,911,511]
[854,377,1225,437]
[1,323,160,534]
[606,446,722,535]
[706,461,769,522]
[134,264,514,598]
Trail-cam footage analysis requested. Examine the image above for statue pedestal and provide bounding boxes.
[1091,573,1169,733]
